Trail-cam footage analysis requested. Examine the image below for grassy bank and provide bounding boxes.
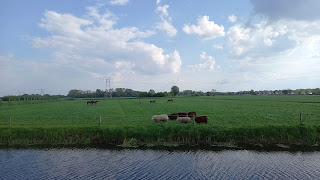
[1,125,320,146]
[0,95,320,146]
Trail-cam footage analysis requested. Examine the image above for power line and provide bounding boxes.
[105,78,112,99]
[97,77,112,99]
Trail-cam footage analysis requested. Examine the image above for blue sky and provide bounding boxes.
[0,0,319,96]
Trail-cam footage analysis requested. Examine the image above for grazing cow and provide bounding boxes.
[177,117,191,123]
[168,113,179,120]
[188,112,197,118]
[195,116,208,124]
[150,100,156,103]
[167,99,174,103]
[87,100,99,105]
[152,114,168,123]
[178,112,188,117]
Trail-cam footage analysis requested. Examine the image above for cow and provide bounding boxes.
[195,116,208,124]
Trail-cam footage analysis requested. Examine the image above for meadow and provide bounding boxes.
[0,95,320,146]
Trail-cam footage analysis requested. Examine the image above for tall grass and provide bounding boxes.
[1,125,320,146]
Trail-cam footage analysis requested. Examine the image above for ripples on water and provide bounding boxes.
[1,147,320,180]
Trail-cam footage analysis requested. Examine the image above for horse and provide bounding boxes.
[87,100,99,105]
[167,99,173,103]
[150,100,156,103]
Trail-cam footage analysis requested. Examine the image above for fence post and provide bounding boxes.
[99,115,101,126]
[300,113,302,125]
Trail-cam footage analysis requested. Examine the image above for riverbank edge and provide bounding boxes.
[1,125,320,149]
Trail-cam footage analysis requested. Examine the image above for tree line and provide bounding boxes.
[67,86,180,98]
[2,87,320,101]
[1,94,65,101]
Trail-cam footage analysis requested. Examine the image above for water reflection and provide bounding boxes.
[1,147,320,179]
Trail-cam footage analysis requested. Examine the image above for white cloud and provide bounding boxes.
[156,0,161,5]
[39,11,92,36]
[183,15,225,40]
[190,52,216,71]
[86,6,117,30]
[32,6,181,79]
[228,14,237,23]
[156,4,169,18]
[155,4,177,37]
[156,20,177,37]
[110,0,129,6]
[227,21,289,57]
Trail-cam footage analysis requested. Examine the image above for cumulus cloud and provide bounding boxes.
[39,11,92,36]
[183,15,225,40]
[155,4,177,37]
[110,0,129,6]
[190,52,216,71]
[220,0,320,89]
[33,6,181,78]
[228,14,237,23]
[156,4,169,18]
[227,21,293,57]
[226,16,320,61]
[224,0,320,60]
[86,6,117,30]
[156,20,177,37]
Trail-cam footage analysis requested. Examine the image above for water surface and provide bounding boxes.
[1,147,320,179]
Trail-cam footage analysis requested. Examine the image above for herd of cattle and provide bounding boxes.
[148,99,208,124]
[152,112,208,124]
[86,99,208,124]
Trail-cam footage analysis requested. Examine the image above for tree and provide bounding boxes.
[95,89,104,97]
[148,89,156,96]
[68,89,82,98]
[180,90,193,96]
[250,89,257,95]
[125,89,136,97]
[282,89,292,95]
[171,85,179,96]
[114,88,125,97]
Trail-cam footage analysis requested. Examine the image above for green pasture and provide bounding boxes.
[0,95,319,127]
[1,95,320,146]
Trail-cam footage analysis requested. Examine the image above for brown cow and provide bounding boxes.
[188,112,197,118]
[87,100,99,105]
[195,116,208,124]
[178,112,188,117]
[168,113,179,120]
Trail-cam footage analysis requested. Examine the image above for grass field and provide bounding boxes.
[0,95,320,146]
